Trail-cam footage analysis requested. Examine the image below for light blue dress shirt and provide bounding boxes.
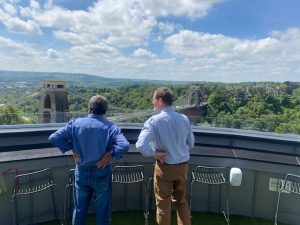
[136,107,195,164]
[49,114,129,166]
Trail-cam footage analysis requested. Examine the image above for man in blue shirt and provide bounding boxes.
[49,95,129,225]
[136,87,194,225]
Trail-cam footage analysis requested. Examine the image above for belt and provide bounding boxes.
[157,160,188,165]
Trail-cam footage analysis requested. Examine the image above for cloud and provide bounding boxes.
[1,28,300,82]
[12,0,157,48]
[47,48,60,59]
[53,31,97,45]
[164,28,300,81]
[89,0,156,47]
[1,0,224,48]
[133,48,156,58]
[69,43,120,59]
[165,29,298,62]
[158,22,182,36]
[0,0,299,82]
[0,35,38,56]
[0,35,44,71]
[3,17,42,35]
[2,2,17,16]
[140,0,225,20]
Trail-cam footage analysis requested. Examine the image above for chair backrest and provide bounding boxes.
[281,174,300,195]
[13,168,55,196]
[112,165,144,183]
[66,169,75,186]
[192,166,227,184]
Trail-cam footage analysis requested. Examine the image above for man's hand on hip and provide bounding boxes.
[72,151,81,164]
[96,152,112,169]
[154,150,166,164]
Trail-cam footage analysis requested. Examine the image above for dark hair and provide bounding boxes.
[154,87,173,106]
[88,95,108,115]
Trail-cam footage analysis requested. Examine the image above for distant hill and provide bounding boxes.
[0,70,187,88]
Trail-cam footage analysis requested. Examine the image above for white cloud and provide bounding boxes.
[164,29,300,81]
[30,0,40,10]
[133,48,156,58]
[165,29,299,62]
[140,0,224,20]
[89,0,156,47]
[158,22,182,36]
[0,35,38,56]
[69,43,120,59]
[0,0,299,82]
[14,0,157,47]
[3,2,17,16]
[25,6,80,30]
[53,31,97,45]
[47,48,60,59]
[1,0,224,48]
[3,17,42,35]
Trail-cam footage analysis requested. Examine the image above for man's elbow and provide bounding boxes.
[135,141,143,152]
[119,140,130,153]
[48,135,55,145]
[136,143,152,157]
[124,142,130,152]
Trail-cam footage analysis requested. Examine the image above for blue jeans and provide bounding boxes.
[73,164,112,225]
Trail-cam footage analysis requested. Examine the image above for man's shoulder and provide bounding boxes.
[72,116,113,126]
[72,116,89,124]
[147,113,162,122]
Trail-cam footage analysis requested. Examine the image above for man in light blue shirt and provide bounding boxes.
[49,95,129,225]
[136,87,194,225]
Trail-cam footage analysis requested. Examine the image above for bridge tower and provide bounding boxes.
[188,86,206,106]
[38,80,69,123]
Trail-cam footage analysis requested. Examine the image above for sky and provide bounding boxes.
[0,0,300,82]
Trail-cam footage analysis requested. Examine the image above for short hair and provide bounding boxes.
[154,87,173,106]
[88,95,108,115]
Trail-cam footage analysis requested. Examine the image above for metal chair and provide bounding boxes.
[12,168,62,225]
[146,164,155,213]
[63,169,75,225]
[112,165,149,225]
[189,166,230,225]
[274,174,300,225]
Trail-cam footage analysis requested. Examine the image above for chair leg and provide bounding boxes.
[29,192,33,224]
[274,190,282,225]
[12,195,19,225]
[189,181,194,219]
[144,181,149,225]
[148,178,153,212]
[222,183,230,225]
[63,186,68,225]
[51,186,58,220]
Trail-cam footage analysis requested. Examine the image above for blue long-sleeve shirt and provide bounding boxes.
[49,114,129,166]
[136,107,194,164]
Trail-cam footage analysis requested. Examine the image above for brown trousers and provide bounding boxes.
[154,162,191,225]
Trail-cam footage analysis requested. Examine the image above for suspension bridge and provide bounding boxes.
[10,82,206,123]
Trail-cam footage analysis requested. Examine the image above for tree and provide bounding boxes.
[0,105,23,125]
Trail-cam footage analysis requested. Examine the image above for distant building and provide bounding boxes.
[15,82,28,88]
